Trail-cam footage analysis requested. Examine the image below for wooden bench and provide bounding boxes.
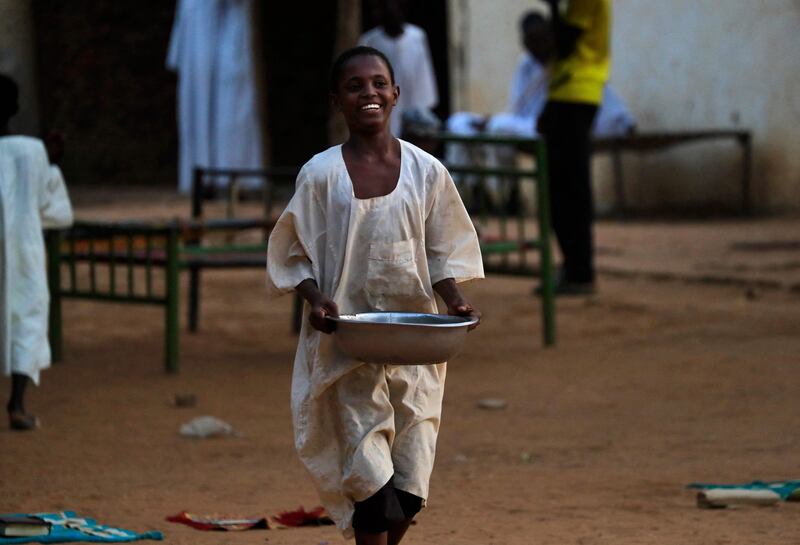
[596,129,752,216]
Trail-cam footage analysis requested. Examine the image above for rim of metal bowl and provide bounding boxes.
[327,311,478,328]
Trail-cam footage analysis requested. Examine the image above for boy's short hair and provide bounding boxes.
[0,73,20,122]
[329,46,396,93]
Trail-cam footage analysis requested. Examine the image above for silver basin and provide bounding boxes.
[328,312,478,365]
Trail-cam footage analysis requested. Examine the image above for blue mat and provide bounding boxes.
[0,512,162,544]
[687,480,800,500]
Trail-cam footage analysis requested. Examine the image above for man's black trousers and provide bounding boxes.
[538,100,599,284]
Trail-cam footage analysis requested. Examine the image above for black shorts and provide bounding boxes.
[352,476,424,534]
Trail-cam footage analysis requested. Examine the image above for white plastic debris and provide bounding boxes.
[179,415,239,438]
[696,489,781,508]
[477,398,508,410]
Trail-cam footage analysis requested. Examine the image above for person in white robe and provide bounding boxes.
[266,48,482,540]
[0,74,73,431]
[358,0,439,137]
[267,141,483,538]
[167,0,265,193]
[447,55,636,143]
[446,9,636,207]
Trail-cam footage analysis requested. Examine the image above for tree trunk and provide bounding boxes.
[328,0,361,145]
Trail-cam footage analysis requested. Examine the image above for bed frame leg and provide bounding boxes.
[165,226,180,374]
[46,230,64,363]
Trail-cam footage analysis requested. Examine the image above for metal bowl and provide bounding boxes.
[327,312,478,365]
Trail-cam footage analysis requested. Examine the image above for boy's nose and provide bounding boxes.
[361,84,379,96]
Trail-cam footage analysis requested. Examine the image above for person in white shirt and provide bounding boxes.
[0,74,73,431]
[167,0,266,193]
[266,46,482,544]
[446,9,635,208]
[358,0,439,137]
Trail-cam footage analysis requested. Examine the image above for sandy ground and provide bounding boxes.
[2,190,800,545]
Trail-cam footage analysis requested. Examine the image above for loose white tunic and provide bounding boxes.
[266,141,483,536]
[0,136,73,384]
[166,0,265,193]
[359,24,439,137]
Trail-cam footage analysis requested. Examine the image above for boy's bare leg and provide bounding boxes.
[387,519,413,545]
[355,530,388,545]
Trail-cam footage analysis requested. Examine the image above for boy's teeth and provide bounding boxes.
[361,104,380,110]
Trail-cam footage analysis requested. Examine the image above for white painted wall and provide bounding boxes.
[448,0,532,114]
[0,0,39,135]
[448,0,800,213]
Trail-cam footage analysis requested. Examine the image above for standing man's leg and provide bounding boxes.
[567,102,598,284]
[539,101,598,290]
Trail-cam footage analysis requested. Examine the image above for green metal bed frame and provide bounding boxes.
[46,221,181,372]
[188,166,299,333]
[46,217,272,374]
[46,135,555,374]
[434,133,555,346]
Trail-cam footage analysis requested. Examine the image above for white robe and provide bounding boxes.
[166,0,265,193]
[446,53,637,201]
[0,136,73,384]
[358,24,439,137]
[448,53,636,140]
[266,141,483,536]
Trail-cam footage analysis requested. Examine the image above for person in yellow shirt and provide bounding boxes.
[537,0,610,294]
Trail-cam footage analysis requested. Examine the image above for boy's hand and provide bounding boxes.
[433,278,481,330]
[296,279,339,334]
[309,294,339,334]
[446,299,481,330]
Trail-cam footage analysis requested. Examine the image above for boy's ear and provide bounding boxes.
[393,85,400,106]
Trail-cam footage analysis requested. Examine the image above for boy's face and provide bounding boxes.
[332,55,399,134]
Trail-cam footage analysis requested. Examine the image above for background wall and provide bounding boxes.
[0,0,39,135]
[448,0,530,115]
[32,0,178,186]
[613,0,800,213]
[262,2,337,167]
[449,0,800,214]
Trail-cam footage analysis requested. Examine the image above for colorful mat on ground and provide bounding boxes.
[272,506,333,528]
[688,480,800,500]
[165,507,333,531]
[0,512,162,544]
[164,513,268,531]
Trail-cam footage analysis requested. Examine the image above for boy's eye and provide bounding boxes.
[374,80,386,88]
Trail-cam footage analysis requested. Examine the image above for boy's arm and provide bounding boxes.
[295,278,339,334]
[433,278,481,330]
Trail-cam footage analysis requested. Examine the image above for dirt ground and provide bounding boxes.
[2,191,800,545]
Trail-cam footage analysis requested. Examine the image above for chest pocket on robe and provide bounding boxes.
[364,237,429,311]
